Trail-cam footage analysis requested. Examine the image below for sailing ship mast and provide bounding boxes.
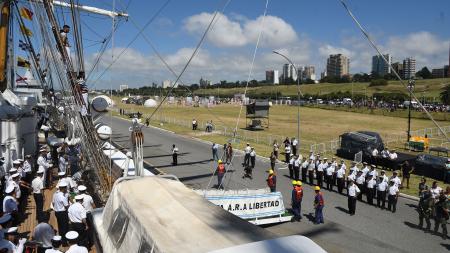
[0,1,11,91]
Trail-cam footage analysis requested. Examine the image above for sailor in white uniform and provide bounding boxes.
[37,149,52,187]
[77,185,95,212]
[45,235,63,253]
[65,231,88,253]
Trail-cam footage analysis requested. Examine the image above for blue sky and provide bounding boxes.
[64,0,450,88]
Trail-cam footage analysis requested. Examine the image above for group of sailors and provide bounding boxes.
[0,142,95,252]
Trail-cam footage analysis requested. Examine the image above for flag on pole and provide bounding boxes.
[16,74,28,84]
[20,25,33,36]
[19,7,33,20]
[19,40,32,51]
[17,57,31,68]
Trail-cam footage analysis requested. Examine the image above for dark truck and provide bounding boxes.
[413,154,449,182]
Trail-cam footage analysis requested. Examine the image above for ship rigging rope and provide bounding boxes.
[338,0,449,142]
[205,0,270,191]
[88,0,172,89]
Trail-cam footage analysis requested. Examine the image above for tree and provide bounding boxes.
[440,84,450,105]
[416,67,432,79]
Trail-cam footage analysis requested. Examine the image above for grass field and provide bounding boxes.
[111,96,450,195]
[193,77,450,100]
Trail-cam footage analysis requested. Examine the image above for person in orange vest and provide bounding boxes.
[291,180,303,221]
[266,170,277,192]
[216,160,226,189]
[314,186,325,224]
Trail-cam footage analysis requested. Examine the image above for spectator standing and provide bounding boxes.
[291,181,303,222]
[243,143,251,167]
[225,142,233,164]
[387,181,399,213]
[433,192,448,239]
[418,177,428,199]
[172,144,178,166]
[249,147,256,169]
[211,143,219,161]
[401,161,413,189]
[266,170,276,192]
[192,119,197,130]
[313,186,325,224]
[291,138,298,156]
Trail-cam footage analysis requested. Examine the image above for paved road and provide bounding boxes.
[108,116,448,253]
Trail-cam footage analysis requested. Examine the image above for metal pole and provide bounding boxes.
[407,79,414,142]
[273,51,302,148]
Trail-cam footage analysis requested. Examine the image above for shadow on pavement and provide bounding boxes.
[157,159,213,168]
[179,172,214,182]
[404,221,425,231]
[441,243,450,250]
[335,206,349,214]
[144,152,190,159]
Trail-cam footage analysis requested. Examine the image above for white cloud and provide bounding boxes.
[183,12,298,48]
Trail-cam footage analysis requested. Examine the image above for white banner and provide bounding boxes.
[196,189,285,220]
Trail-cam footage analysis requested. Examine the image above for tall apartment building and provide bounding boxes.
[282,64,298,82]
[392,62,403,77]
[265,70,279,84]
[302,65,316,80]
[372,54,392,76]
[403,57,416,79]
[119,84,129,92]
[326,54,350,77]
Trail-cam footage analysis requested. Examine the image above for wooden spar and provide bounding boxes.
[0,0,10,92]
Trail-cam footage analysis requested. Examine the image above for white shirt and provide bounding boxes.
[368,169,378,178]
[348,184,360,197]
[244,146,251,154]
[388,185,399,196]
[172,147,179,154]
[65,244,88,253]
[59,156,68,173]
[308,162,316,171]
[361,167,369,176]
[356,175,365,184]
[3,195,18,213]
[377,181,388,191]
[294,158,300,167]
[301,161,309,169]
[389,152,398,160]
[250,150,256,157]
[317,163,326,172]
[289,158,295,165]
[340,163,347,171]
[292,139,298,146]
[212,143,219,150]
[372,149,379,156]
[430,186,443,199]
[347,173,356,182]
[337,168,345,178]
[31,176,44,194]
[52,191,69,212]
[12,181,21,199]
[68,202,87,223]
[285,146,291,153]
[309,154,315,160]
[45,249,63,253]
[326,165,335,176]
[23,160,32,173]
[349,166,359,175]
[379,174,389,183]
[33,222,55,248]
[367,178,376,189]
[79,193,94,212]
[390,176,401,187]
[381,150,389,158]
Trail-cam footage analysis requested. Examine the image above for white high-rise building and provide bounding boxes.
[273,70,279,84]
[119,84,129,92]
[282,63,298,82]
[326,54,350,77]
[265,70,280,84]
[162,80,172,88]
[403,57,416,79]
[302,66,316,80]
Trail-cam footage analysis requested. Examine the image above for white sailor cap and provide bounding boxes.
[0,214,11,224]
[39,148,47,152]
[78,185,87,191]
[5,227,17,234]
[58,181,68,188]
[5,185,14,194]
[11,173,20,178]
[12,160,20,165]
[75,195,84,201]
[25,155,32,158]
[9,168,17,173]
[17,159,24,163]
[58,172,66,176]
[37,168,45,174]
[65,231,79,240]
[38,166,45,171]
[52,235,62,241]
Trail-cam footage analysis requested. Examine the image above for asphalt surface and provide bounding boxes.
[108,116,449,253]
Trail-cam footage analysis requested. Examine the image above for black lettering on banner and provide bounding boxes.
[235,204,240,210]
[227,204,232,211]
[275,200,279,206]
[243,204,247,210]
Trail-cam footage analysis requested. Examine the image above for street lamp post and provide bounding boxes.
[407,79,415,142]
[273,51,301,147]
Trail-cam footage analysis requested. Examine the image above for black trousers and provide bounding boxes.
[325,175,333,190]
[308,171,314,185]
[388,195,397,213]
[55,211,69,239]
[244,154,250,166]
[250,157,255,168]
[288,164,293,178]
[348,196,357,215]
[71,222,87,247]
[34,193,44,221]
[356,184,364,201]
[317,171,323,188]
[377,190,386,208]
[285,153,290,163]
[301,168,307,182]
[172,153,178,165]
[292,146,297,156]
[293,166,299,181]
[367,187,374,205]
[337,178,345,194]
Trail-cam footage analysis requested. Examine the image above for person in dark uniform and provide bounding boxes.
[401,161,413,189]
[418,190,433,232]
[433,192,449,239]
[172,144,178,166]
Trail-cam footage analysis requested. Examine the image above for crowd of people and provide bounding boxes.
[0,141,96,252]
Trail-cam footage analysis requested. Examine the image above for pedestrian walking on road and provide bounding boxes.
[215,160,226,189]
[225,142,233,164]
[273,141,279,160]
[387,181,399,213]
[192,119,197,130]
[291,180,303,222]
[313,186,324,224]
[266,170,277,192]
[270,152,276,170]
[172,144,179,166]
[243,143,251,167]
[418,190,433,232]
[249,147,256,169]
[347,180,360,215]
[212,143,219,161]
[433,192,448,239]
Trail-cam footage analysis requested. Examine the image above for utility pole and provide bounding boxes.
[407,79,415,142]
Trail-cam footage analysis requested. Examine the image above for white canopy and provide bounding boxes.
[143,99,157,108]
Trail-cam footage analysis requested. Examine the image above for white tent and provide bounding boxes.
[143,99,157,107]
[121,97,129,103]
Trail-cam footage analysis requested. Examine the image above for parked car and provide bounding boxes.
[413,154,448,181]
